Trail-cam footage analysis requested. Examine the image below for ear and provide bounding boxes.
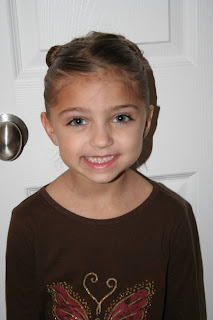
[143,105,154,139]
[41,112,58,145]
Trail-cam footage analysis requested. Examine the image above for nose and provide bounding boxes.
[89,123,114,149]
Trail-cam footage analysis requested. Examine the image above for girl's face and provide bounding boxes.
[41,73,153,185]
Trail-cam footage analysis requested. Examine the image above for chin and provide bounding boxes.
[86,170,127,185]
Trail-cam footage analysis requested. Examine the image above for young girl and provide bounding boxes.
[6,32,205,319]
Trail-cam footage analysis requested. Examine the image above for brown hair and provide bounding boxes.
[44,32,150,115]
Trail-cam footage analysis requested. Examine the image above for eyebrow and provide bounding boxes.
[58,104,140,116]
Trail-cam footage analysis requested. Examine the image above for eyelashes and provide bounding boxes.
[69,118,87,126]
[112,114,133,123]
[68,114,133,126]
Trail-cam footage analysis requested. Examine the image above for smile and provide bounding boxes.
[84,155,116,164]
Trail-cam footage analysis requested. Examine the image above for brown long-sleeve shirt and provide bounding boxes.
[6,181,206,319]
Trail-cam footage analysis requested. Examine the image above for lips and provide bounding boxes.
[84,155,116,164]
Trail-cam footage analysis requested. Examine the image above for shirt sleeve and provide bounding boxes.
[163,202,206,320]
[6,208,40,320]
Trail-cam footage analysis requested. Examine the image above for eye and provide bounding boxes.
[112,114,132,123]
[69,118,87,126]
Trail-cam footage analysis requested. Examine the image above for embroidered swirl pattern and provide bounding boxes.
[83,272,117,319]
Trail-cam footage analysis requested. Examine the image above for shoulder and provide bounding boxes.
[155,181,188,207]
[150,180,193,226]
[10,187,49,226]
[147,181,200,250]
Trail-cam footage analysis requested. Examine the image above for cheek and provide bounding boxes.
[119,127,143,151]
[57,134,88,160]
[57,138,76,156]
[127,124,144,141]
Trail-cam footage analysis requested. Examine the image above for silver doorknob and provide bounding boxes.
[0,114,28,161]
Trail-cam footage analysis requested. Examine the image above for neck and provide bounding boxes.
[63,169,131,201]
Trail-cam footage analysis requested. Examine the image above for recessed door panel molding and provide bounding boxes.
[8,0,198,80]
[38,0,169,47]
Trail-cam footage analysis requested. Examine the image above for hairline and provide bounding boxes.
[45,67,149,118]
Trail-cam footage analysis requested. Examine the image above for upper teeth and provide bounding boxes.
[85,156,115,163]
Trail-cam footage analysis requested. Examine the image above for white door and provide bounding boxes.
[0,0,212,318]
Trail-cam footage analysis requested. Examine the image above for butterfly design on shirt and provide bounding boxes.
[47,272,155,320]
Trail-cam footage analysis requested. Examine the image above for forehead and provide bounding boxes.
[55,71,144,108]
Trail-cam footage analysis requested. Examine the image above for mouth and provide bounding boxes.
[82,155,119,169]
[84,155,116,164]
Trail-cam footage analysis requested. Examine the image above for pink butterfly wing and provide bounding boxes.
[53,284,89,320]
[106,288,150,320]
